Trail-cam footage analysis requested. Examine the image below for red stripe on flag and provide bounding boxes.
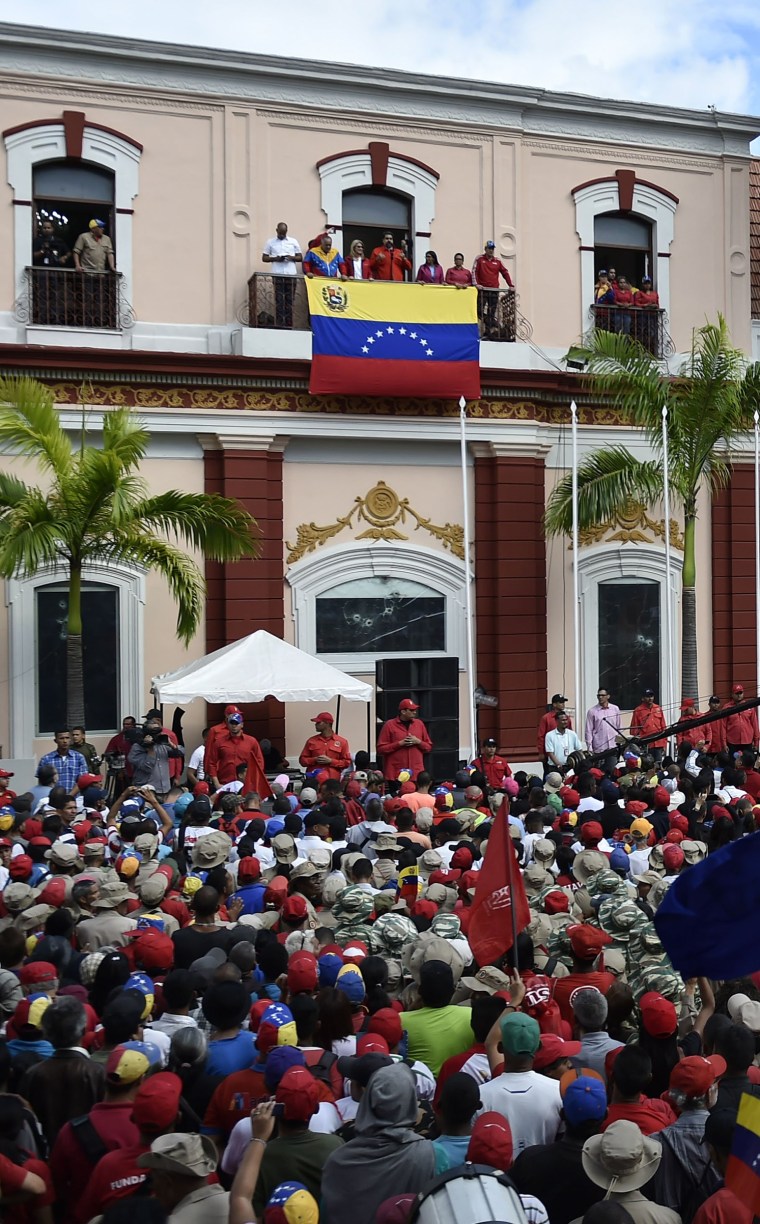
[726,1153,760,1217]
[309,355,480,399]
[468,798,531,967]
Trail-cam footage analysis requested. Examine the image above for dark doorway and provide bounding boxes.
[37,582,120,734]
[594,212,653,288]
[342,188,412,278]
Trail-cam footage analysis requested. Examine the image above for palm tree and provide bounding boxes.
[545,318,760,702]
[0,376,260,726]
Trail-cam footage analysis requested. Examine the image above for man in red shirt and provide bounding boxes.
[612,274,636,335]
[724,683,759,755]
[630,689,667,762]
[705,695,727,755]
[537,695,573,764]
[676,698,704,748]
[299,713,351,780]
[471,738,511,789]
[636,276,660,352]
[369,232,411,281]
[205,707,267,791]
[602,1044,676,1135]
[551,925,617,1025]
[377,698,433,781]
[472,241,513,338]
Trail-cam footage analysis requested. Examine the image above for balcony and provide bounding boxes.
[245,273,530,343]
[17,268,134,332]
[589,304,672,359]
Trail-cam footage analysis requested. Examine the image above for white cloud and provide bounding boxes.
[5,0,760,119]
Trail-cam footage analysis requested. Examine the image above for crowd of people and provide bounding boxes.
[0,690,756,1224]
[592,267,661,346]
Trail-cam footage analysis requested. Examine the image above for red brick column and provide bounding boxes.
[474,449,547,759]
[712,464,757,697]
[203,439,286,746]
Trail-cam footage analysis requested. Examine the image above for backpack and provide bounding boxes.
[307,1049,338,1089]
[70,1114,108,1166]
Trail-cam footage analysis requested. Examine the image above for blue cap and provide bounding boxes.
[563,1075,608,1126]
[266,819,285,837]
[485,240,496,248]
[610,846,630,873]
[318,953,343,988]
[264,1045,305,1092]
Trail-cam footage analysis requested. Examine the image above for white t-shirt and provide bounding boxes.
[577,796,604,814]
[188,745,205,779]
[263,235,302,275]
[477,1070,562,1154]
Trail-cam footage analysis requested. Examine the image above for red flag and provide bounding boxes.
[243,749,272,800]
[468,798,530,967]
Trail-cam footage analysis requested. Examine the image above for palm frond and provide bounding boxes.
[126,492,259,560]
[0,376,72,476]
[0,488,62,577]
[98,531,205,644]
[571,330,668,437]
[100,409,150,471]
[545,448,665,537]
[0,471,37,514]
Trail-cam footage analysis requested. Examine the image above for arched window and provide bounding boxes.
[342,188,412,271]
[594,212,653,287]
[287,543,465,673]
[33,159,115,259]
[36,579,120,734]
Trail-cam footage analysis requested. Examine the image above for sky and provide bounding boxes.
[8,0,760,124]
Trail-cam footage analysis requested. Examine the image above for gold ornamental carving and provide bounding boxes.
[572,498,684,550]
[286,480,465,564]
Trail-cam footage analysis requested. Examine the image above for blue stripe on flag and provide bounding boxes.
[311,316,479,363]
[733,1123,760,1170]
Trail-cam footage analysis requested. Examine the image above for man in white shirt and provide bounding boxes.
[187,731,207,787]
[544,713,583,771]
[262,221,303,328]
[478,1012,562,1155]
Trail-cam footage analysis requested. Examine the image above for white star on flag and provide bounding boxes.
[386,326,394,334]
[426,348,433,355]
[410,331,417,339]
[356,325,434,357]
[362,346,369,353]
[399,327,407,334]
[376,330,383,337]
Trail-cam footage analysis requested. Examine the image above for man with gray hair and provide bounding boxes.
[571,987,624,1077]
[20,996,105,1143]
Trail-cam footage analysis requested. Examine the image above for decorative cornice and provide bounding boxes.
[521,138,721,171]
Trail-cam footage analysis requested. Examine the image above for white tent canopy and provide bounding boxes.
[152,630,372,705]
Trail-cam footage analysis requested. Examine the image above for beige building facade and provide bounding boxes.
[0,22,758,780]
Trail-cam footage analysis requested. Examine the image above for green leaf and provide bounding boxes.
[545,448,665,536]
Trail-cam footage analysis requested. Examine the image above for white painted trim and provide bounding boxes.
[286,542,466,673]
[577,544,682,726]
[573,180,676,335]
[317,152,437,273]
[5,560,145,757]
[4,121,141,319]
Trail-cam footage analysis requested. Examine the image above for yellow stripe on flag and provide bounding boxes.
[306,278,478,324]
[738,1092,760,1138]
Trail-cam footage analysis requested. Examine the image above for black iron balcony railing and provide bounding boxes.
[244,274,532,343]
[590,304,673,359]
[17,268,135,330]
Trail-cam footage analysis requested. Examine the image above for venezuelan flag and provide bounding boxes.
[397,863,421,905]
[726,1093,760,1216]
[306,279,480,399]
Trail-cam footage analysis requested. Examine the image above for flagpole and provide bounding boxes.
[571,401,581,722]
[662,405,675,725]
[459,395,478,760]
[755,410,760,698]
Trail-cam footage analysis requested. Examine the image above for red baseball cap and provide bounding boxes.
[19,962,58,991]
[663,845,685,872]
[8,855,32,881]
[589,769,604,780]
[652,786,671,810]
[132,930,175,973]
[249,998,271,1032]
[357,1033,390,1055]
[281,895,308,923]
[0,770,14,780]
[398,699,419,712]
[467,1112,513,1169]
[76,774,102,789]
[639,991,678,1039]
[544,891,569,915]
[560,788,580,808]
[733,684,744,694]
[533,1033,581,1071]
[367,1007,403,1049]
[237,856,261,883]
[37,878,66,908]
[275,1066,319,1122]
[311,712,334,723]
[428,869,461,887]
[568,924,612,961]
[287,951,319,995]
[664,829,684,845]
[670,1055,726,1097]
[342,940,369,965]
[451,847,474,871]
[131,1071,183,1132]
[579,822,603,845]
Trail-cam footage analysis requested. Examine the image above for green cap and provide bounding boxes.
[500,1011,541,1057]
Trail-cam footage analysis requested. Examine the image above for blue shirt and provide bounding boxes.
[204,1031,258,1077]
[37,749,88,792]
[231,883,267,916]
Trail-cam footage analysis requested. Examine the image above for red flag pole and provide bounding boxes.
[501,796,520,973]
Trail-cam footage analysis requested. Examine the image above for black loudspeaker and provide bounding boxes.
[375,657,460,781]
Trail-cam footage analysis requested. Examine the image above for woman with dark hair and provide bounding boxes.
[416,251,443,284]
[316,986,356,1057]
[0,1094,52,1221]
[88,951,130,1017]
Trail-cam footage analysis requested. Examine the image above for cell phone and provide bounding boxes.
[272,1103,285,1119]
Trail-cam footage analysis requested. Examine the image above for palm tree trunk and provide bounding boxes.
[66,560,86,728]
[680,515,698,701]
